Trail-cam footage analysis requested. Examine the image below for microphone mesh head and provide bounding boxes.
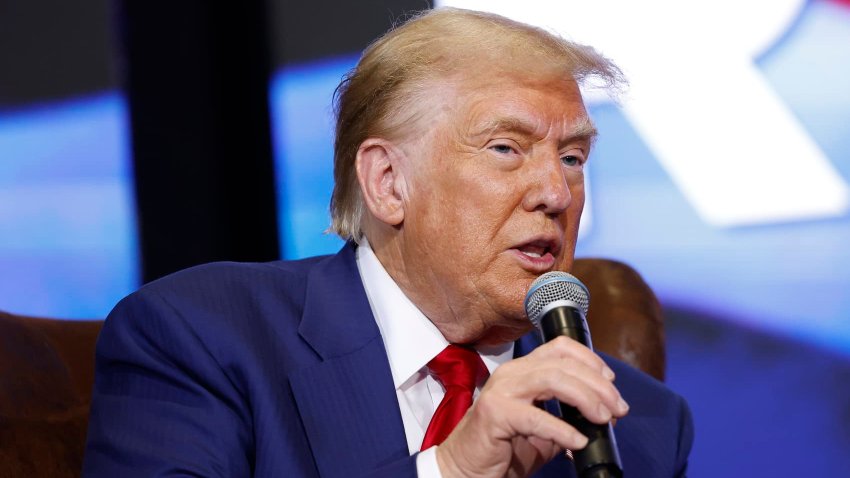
[524,271,590,328]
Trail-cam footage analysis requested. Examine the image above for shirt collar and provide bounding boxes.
[355,238,513,389]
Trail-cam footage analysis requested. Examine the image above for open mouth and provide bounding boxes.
[513,238,560,261]
[518,244,548,258]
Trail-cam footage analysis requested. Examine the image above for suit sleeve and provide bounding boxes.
[674,393,695,478]
[82,289,253,477]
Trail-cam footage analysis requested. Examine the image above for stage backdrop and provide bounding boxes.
[1,0,848,476]
[0,0,138,319]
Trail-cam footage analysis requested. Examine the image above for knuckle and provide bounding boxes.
[531,367,559,392]
[552,335,573,349]
[527,408,547,434]
[474,390,502,416]
[604,383,622,403]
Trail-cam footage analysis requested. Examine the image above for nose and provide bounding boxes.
[521,153,573,215]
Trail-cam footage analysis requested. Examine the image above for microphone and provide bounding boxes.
[524,271,624,478]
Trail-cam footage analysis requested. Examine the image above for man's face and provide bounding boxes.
[393,72,595,345]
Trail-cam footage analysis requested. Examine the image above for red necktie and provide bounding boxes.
[420,344,489,450]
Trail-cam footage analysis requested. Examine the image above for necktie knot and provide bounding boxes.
[427,344,488,391]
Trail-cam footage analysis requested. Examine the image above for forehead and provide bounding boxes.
[448,73,591,139]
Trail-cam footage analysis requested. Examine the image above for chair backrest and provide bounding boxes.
[0,312,102,478]
[0,258,664,478]
[573,258,666,381]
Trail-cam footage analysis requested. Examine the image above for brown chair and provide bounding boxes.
[573,258,666,381]
[0,258,663,478]
[0,313,102,478]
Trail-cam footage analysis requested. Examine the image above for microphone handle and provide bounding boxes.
[539,306,624,478]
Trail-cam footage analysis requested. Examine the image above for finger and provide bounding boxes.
[525,435,563,460]
[526,367,619,423]
[532,336,616,380]
[506,436,563,477]
[473,394,590,451]
[488,366,615,423]
[492,359,627,419]
[547,359,629,418]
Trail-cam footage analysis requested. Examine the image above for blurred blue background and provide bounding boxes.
[0,94,138,318]
[2,0,849,475]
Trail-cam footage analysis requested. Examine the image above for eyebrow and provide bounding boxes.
[566,116,599,143]
[470,115,598,145]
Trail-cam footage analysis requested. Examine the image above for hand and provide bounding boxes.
[435,336,629,478]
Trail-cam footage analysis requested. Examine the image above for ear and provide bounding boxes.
[355,138,406,227]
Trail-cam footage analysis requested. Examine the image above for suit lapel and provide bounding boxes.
[290,243,409,478]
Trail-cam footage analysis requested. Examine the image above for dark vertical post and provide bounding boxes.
[118,0,280,283]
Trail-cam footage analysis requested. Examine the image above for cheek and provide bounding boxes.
[433,169,512,239]
[559,177,586,271]
[566,173,586,222]
[455,164,523,227]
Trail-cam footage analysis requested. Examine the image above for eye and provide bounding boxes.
[561,155,584,167]
[489,143,518,155]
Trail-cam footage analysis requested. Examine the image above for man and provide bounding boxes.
[83,8,692,478]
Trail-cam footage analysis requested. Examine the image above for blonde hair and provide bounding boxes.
[329,7,624,241]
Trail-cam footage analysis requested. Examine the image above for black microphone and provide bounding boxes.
[524,271,624,478]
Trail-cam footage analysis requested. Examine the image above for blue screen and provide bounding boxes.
[0,92,138,319]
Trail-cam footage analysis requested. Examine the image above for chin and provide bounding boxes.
[476,320,534,346]
[448,304,532,346]
[480,301,535,345]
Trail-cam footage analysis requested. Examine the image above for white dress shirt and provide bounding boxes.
[355,239,514,477]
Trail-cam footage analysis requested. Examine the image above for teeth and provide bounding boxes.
[522,250,542,258]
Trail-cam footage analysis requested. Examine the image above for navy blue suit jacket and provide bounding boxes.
[83,243,693,477]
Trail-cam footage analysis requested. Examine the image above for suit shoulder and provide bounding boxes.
[601,353,693,428]
[106,255,332,342]
[145,256,325,295]
[602,354,694,475]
